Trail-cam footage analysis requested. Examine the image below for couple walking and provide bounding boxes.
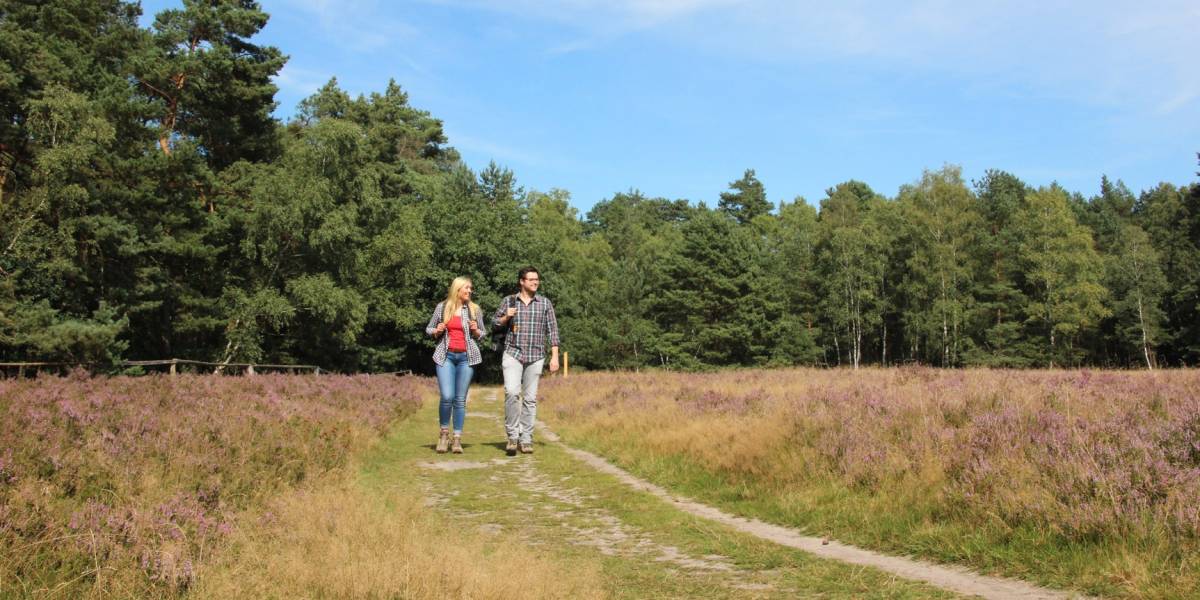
[424,267,560,456]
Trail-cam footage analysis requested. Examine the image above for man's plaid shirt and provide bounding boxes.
[492,294,560,364]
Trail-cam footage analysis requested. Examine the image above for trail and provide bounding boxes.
[538,419,1089,600]
[388,386,1091,599]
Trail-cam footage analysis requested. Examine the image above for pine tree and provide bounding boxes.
[718,169,772,225]
[1136,182,1200,365]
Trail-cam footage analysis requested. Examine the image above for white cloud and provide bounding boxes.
[446,129,553,168]
[1157,89,1199,116]
[273,64,332,97]
[269,0,420,52]
[721,3,1197,118]
[425,0,734,31]
[428,1,1198,120]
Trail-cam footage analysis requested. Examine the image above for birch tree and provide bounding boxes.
[1106,224,1166,368]
[898,166,979,366]
[1015,186,1110,366]
[816,182,885,368]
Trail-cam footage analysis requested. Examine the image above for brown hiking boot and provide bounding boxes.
[519,442,533,454]
[435,428,449,454]
[451,434,463,454]
[505,438,518,457]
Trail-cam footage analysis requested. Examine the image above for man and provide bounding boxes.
[493,266,560,456]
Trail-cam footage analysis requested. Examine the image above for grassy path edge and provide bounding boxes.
[534,422,1092,600]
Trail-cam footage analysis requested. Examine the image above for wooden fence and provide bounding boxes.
[0,359,324,377]
[0,353,566,378]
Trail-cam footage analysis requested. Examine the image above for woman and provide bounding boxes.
[425,276,487,454]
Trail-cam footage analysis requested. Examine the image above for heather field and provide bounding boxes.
[0,372,424,598]
[539,368,1200,598]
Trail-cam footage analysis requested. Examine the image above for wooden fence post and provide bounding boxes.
[169,359,177,376]
[563,351,569,377]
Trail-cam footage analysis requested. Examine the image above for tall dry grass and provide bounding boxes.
[540,367,1200,596]
[0,372,425,598]
[191,479,605,599]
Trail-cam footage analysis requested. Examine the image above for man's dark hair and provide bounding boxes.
[518,266,540,282]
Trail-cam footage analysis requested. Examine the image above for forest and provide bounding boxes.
[2,0,1199,374]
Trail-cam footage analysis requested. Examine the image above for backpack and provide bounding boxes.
[491,294,516,354]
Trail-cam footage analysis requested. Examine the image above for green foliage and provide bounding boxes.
[0,291,128,365]
[964,170,1039,366]
[1105,224,1167,367]
[1137,182,1200,365]
[762,200,824,365]
[816,182,887,368]
[652,207,772,367]
[583,191,684,369]
[897,166,979,366]
[231,80,441,370]
[521,189,615,367]
[0,0,1197,372]
[718,168,772,224]
[1016,186,1110,366]
[138,0,284,165]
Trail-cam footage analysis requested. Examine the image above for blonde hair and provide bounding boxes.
[443,277,480,322]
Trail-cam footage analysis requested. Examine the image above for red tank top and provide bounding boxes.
[446,315,467,352]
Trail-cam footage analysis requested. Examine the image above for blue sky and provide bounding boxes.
[139,1,1200,214]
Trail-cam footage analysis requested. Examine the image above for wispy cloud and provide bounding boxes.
[273,0,420,53]
[804,4,1193,120]
[445,129,554,169]
[273,64,333,98]
[1157,89,1199,116]
[427,1,1199,121]
[430,0,735,27]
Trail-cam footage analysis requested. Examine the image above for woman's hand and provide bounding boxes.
[433,322,447,337]
[468,320,480,337]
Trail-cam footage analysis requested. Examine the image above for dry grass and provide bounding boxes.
[191,476,605,600]
[0,373,426,598]
[539,367,1200,597]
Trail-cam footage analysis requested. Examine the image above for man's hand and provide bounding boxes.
[505,307,517,320]
[433,322,447,336]
[549,356,560,372]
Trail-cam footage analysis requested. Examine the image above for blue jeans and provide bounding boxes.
[436,352,473,434]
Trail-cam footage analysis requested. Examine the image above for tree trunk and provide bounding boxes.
[1137,295,1153,370]
[941,272,949,366]
[852,319,862,369]
[880,320,887,366]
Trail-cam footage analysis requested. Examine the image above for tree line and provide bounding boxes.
[2,1,1198,373]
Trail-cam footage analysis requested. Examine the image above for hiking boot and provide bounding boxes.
[451,434,463,454]
[519,442,533,454]
[505,438,518,457]
[435,428,449,454]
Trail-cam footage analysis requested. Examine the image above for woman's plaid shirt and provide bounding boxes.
[425,302,488,366]
[492,294,560,364]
